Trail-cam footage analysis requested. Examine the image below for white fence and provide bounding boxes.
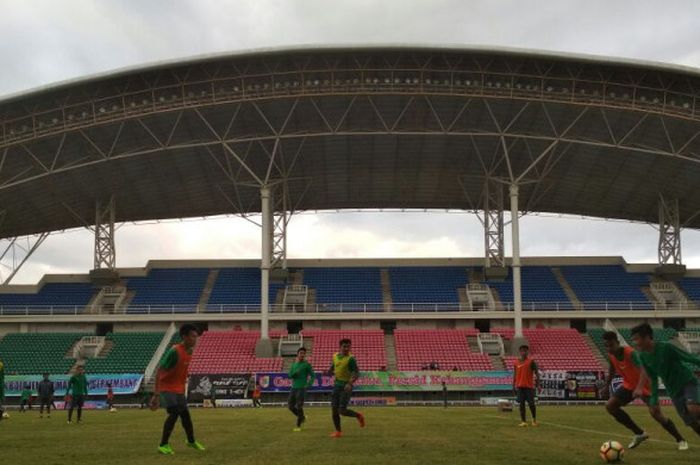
[0,300,698,316]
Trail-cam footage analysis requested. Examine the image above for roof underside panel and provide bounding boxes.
[0,47,699,237]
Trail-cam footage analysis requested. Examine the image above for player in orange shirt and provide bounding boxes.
[151,324,206,455]
[601,331,686,450]
[513,344,539,427]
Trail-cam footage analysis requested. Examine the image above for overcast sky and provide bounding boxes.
[2,0,700,283]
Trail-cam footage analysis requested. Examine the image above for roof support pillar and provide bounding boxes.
[483,178,506,277]
[257,185,276,356]
[94,197,116,270]
[510,183,523,339]
[658,195,682,266]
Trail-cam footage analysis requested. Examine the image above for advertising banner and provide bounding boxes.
[3,374,143,397]
[537,371,606,400]
[187,374,251,402]
[256,371,514,392]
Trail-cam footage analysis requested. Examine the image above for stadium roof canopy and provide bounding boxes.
[2,45,700,238]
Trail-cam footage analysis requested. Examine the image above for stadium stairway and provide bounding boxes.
[384,333,398,370]
[197,269,220,311]
[381,269,392,311]
[584,333,608,367]
[551,267,583,309]
[490,355,506,370]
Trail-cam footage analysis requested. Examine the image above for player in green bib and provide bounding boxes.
[327,338,365,438]
[288,347,315,431]
[66,365,88,424]
[631,323,700,439]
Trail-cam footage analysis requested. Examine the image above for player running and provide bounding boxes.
[38,373,55,418]
[66,365,88,424]
[513,344,539,427]
[327,338,365,438]
[632,323,700,446]
[150,323,206,455]
[601,331,686,450]
[288,347,315,431]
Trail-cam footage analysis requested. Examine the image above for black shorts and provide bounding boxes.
[161,392,188,414]
[288,388,306,409]
[516,388,536,405]
[71,395,85,408]
[331,384,352,410]
[612,387,650,406]
[39,396,52,405]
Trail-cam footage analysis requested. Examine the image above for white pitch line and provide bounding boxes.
[480,414,699,447]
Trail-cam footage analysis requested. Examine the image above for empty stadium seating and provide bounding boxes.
[679,277,700,304]
[560,265,651,309]
[498,329,603,371]
[481,266,569,310]
[301,330,387,370]
[394,329,493,370]
[0,332,87,374]
[207,268,286,311]
[390,267,467,309]
[83,332,164,373]
[188,331,284,374]
[0,283,95,314]
[303,267,383,310]
[127,268,210,311]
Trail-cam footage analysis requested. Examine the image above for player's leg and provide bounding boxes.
[517,388,527,424]
[177,395,203,450]
[606,389,644,435]
[67,398,75,423]
[647,404,685,444]
[288,390,299,418]
[159,393,180,452]
[671,382,700,437]
[331,386,342,434]
[526,388,537,424]
[338,386,364,428]
[76,396,83,422]
[296,389,306,427]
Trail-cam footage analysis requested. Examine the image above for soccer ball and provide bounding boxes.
[109,407,117,413]
[1,412,9,419]
[600,440,624,463]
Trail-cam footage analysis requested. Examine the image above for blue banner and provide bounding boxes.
[3,373,143,397]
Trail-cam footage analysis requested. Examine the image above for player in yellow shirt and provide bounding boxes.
[327,338,365,438]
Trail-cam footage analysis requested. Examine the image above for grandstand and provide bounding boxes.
[1,46,700,406]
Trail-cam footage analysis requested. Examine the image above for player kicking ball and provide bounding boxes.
[632,323,700,448]
[151,324,206,455]
[600,331,687,450]
[513,344,539,427]
[327,338,365,438]
[288,347,315,431]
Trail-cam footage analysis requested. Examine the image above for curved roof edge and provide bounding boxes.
[2,43,700,105]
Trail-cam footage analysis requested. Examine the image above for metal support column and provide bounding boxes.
[484,179,505,269]
[658,195,682,265]
[256,186,276,357]
[510,184,523,338]
[94,197,116,270]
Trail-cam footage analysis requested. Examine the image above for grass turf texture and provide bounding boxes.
[0,406,698,465]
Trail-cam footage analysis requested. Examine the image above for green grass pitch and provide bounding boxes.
[0,406,697,464]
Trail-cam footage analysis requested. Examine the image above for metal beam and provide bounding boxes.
[0,233,49,285]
